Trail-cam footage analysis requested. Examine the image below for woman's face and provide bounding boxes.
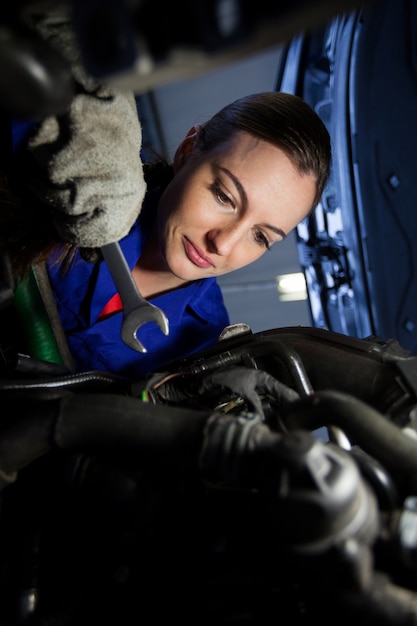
[156,130,317,282]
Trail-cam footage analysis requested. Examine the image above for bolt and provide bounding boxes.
[388,173,400,189]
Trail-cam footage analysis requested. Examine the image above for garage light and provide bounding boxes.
[276,272,307,302]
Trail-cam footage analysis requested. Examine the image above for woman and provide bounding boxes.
[4,91,331,379]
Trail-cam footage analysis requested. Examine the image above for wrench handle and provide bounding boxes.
[101,241,144,310]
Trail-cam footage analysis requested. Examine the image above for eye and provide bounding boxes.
[211,182,235,210]
[253,228,271,250]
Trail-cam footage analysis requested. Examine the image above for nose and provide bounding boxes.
[206,223,245,256]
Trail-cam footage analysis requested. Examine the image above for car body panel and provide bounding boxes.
[276,0,417,353]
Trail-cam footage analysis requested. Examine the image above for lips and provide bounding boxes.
[183,236,213,269]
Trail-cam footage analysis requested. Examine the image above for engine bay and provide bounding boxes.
[2,324,417,624]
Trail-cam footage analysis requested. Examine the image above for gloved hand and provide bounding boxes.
[26,87,146,248]
[21,4,146,249]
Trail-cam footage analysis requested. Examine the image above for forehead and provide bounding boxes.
[207,131,298,177]
[207,131,312,193]
[208,130,274,159]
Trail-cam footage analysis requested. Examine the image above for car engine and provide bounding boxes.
[2,323,417,625]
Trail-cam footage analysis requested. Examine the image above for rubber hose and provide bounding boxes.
[55,394,214,470]
[14,269,63,364]
[282,390,417,480]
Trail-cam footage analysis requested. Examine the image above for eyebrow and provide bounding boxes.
[216,164,287,240]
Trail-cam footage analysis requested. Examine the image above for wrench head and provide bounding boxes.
[121,307,170,353]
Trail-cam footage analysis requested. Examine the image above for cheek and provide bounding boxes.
[159,175,208,229]
[226,243,267,273]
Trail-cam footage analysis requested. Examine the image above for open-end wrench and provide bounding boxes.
[100,241,169,353]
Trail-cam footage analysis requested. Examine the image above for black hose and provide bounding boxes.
[0,397,59,484]
[0,394,215,485]
[0,370,130,395]
[54,394,214,470]
[269,343,314,396]
[282,390,417,481]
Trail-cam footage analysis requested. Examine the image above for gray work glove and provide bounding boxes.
[22,4,146,248]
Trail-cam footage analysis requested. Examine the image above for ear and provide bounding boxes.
[173,124,202,171]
